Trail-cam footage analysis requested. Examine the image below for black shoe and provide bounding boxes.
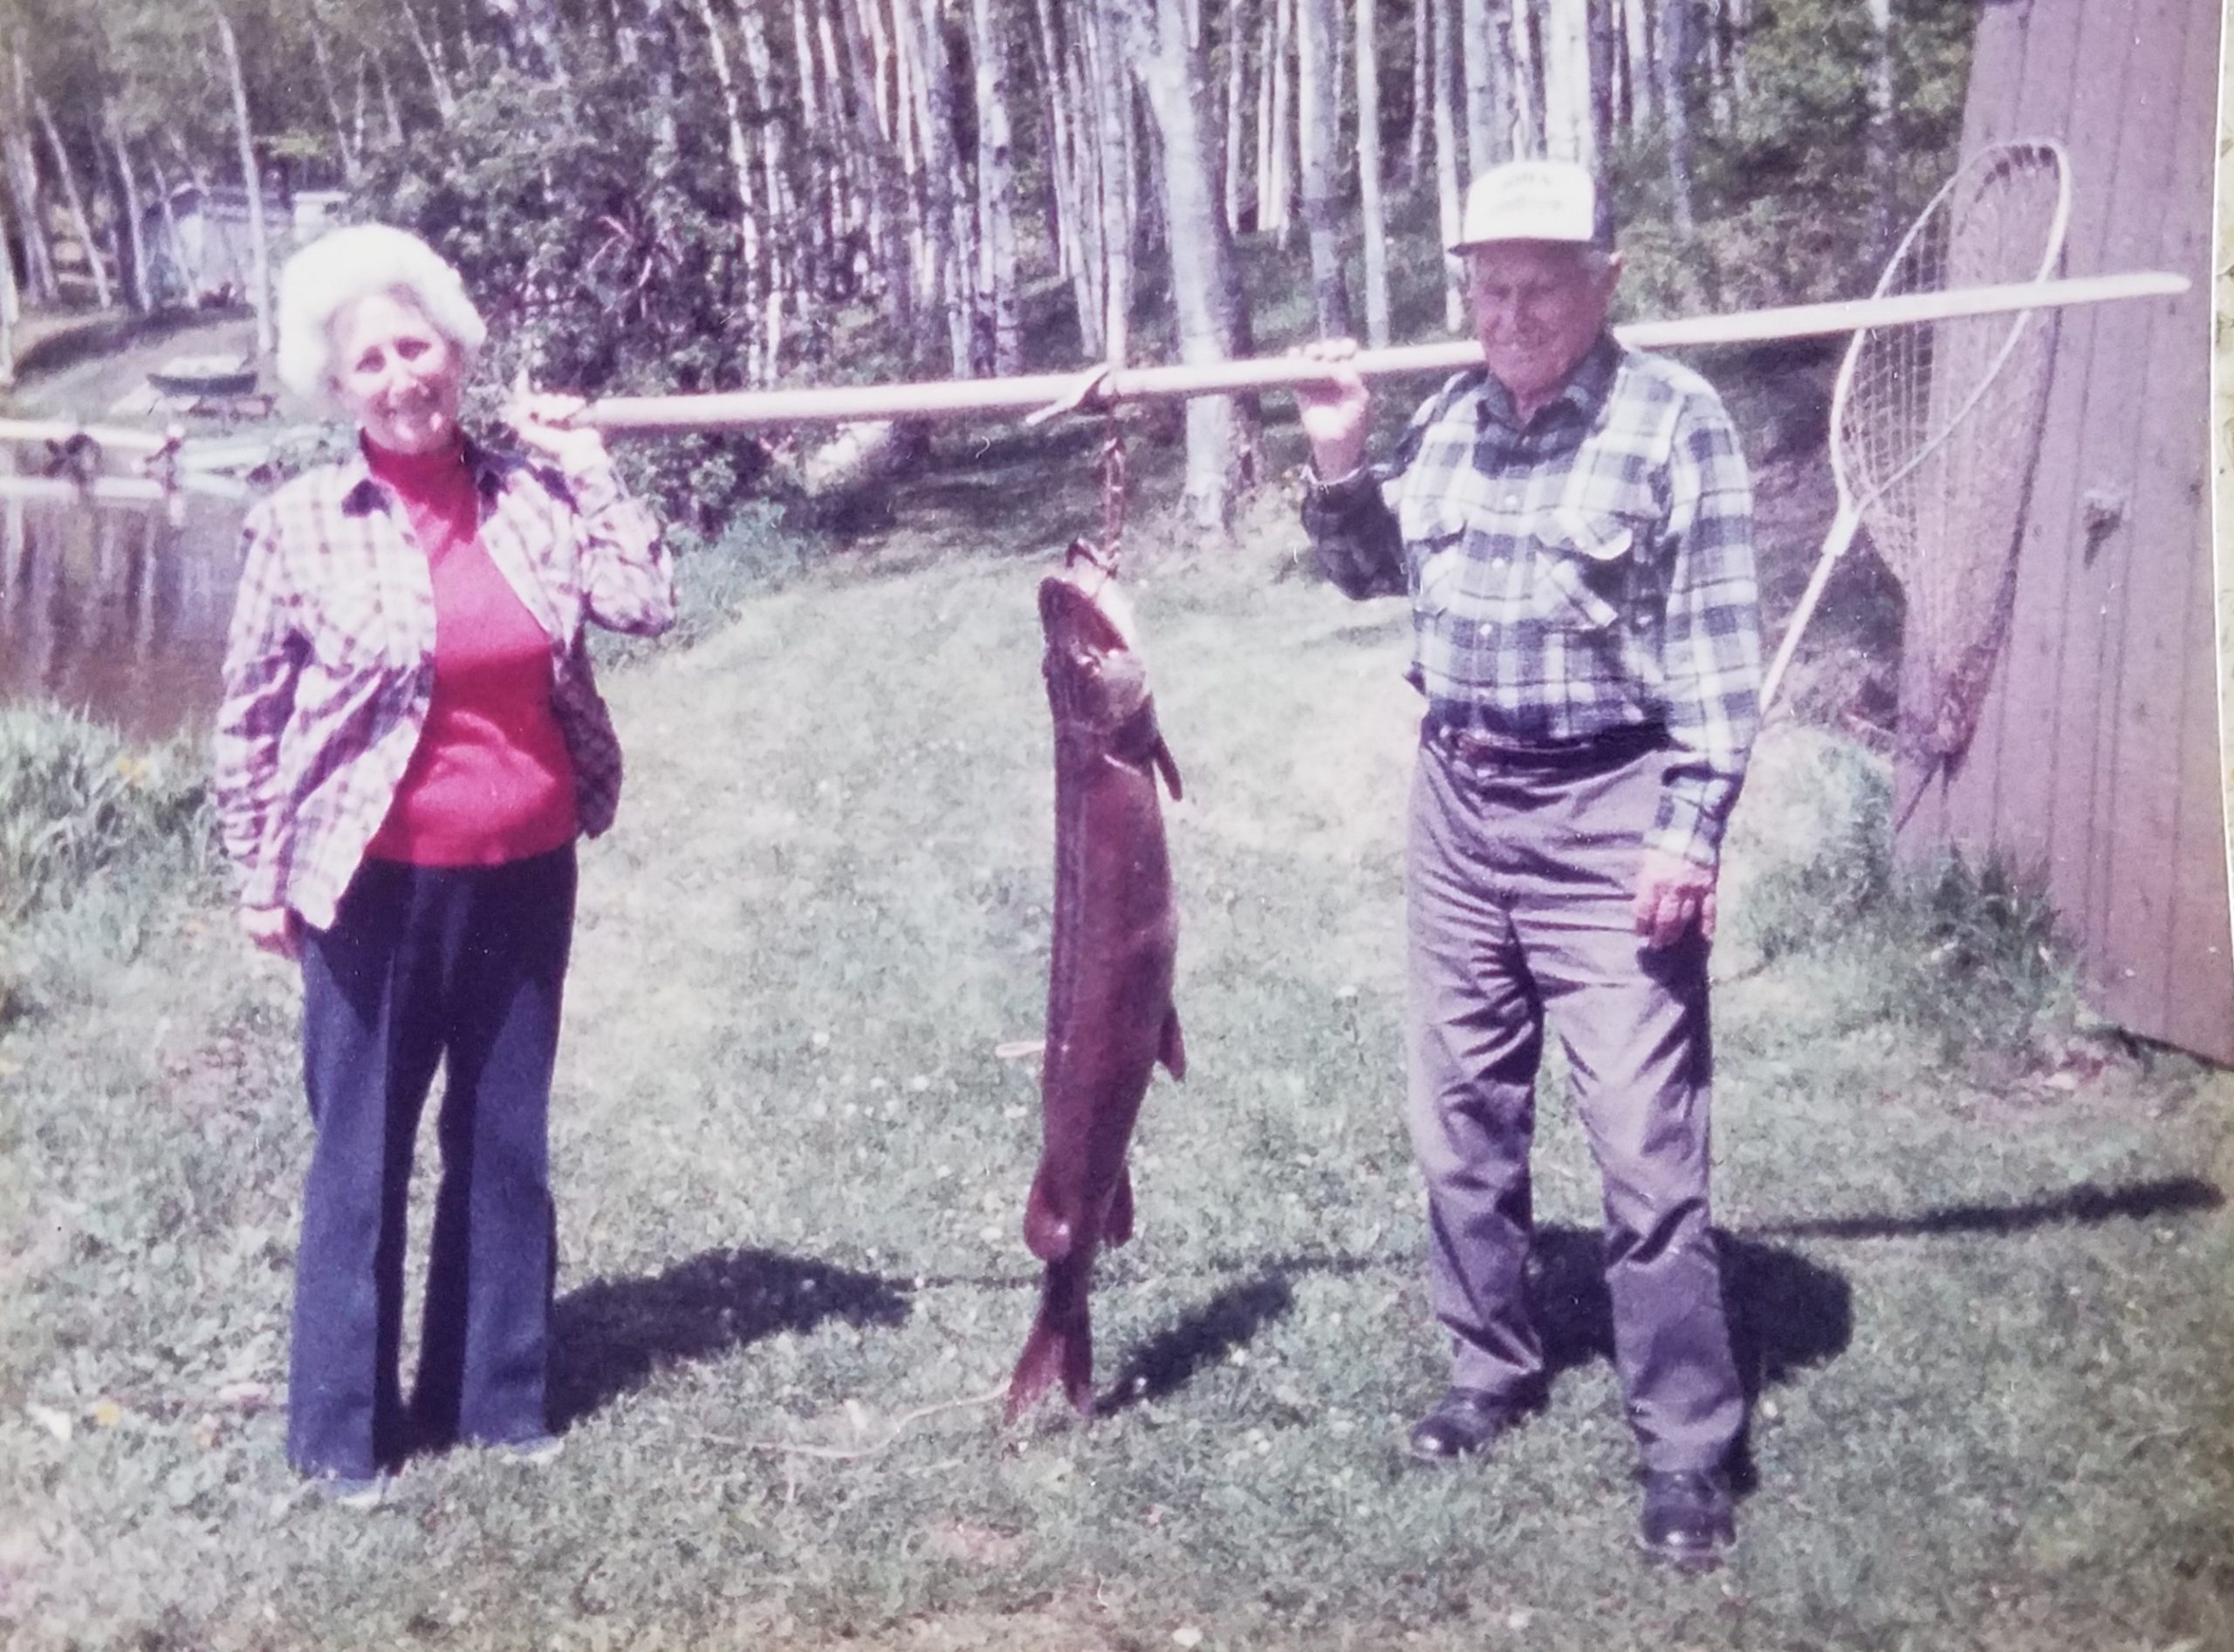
[1406,1388,1515,1463]
[1636,1468,1737,1567]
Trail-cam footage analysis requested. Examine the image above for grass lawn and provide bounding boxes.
[2,479,2229,1651]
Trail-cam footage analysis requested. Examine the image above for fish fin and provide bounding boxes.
[1158,1004,1187,1080]
[1005,1263,1094,1422]
[1022,1169,1074,1263]
[1153,740,1183,802]
[1103,1166,1134,1248]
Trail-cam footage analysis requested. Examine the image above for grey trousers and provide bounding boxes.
[1405,728,1743,1472]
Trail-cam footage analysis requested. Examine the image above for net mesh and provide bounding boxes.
[1834,141,2068,759]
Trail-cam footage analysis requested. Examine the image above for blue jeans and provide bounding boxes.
[287,846,576,1480]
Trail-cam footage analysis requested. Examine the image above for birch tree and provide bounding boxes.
[1459,0,1498,178]
[1294,0,1348,337]
[691,0,769,380]
[1659,0,1694,232]
[1863,0,1894,260]
[1538,0,1596,169]
[32,98,111,310]
[1430,0,1463,326]
[1105,0,1257,530]
[969,0,1020,374]
[1354,0,1389,345]
[206,1,271,356]
[104,106,151,313]
[0,195,17,386]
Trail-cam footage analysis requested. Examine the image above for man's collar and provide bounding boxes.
[1476,332,1621,432]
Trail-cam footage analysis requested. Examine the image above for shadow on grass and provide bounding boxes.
[1533,1226,1853,1402]
[551,1247,911,1428]
[1097,1273,1298,1414]
[1745,1175,2224,1243]
[1090,1227,1856,1417]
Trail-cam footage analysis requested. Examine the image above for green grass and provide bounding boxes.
[2,515,2228,1650]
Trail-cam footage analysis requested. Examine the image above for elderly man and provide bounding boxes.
[1296,160,1761,1566]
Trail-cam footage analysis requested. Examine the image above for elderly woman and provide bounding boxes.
[214,224,674,1505]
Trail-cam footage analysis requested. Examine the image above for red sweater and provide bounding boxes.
[364,438,579,866]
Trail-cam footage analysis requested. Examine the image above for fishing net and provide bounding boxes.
[1761,140,2069,762]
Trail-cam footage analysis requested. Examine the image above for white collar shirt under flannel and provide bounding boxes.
[213,436,675,930]
[1302,334,1762,868]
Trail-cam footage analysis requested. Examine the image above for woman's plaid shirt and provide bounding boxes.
[213,439,675,929]
[1302,336,1761,868]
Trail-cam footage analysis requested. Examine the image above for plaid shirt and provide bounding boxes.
[214,437,675,929]
[1303,334,1761,867]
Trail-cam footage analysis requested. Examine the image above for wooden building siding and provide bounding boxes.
[1895,0,2231,1061]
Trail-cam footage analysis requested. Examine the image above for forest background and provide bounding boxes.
[0,0,1975,531]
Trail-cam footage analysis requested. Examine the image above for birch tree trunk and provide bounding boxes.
[733,1,794,368]
[32,98,112,310]
[1404,0,1429,191]
[1264,0,1292,241]
[1294,0,1349,337]
[692,0,768,381]
[1460,0,1496,179]
[1511,0,1541,155]
[1354,0,1390,346]
[1431,0,1463,327]
[1028,0,1076,275]
[0,199,17,386]
[373,50,409,144]
[1084,3,1133,368]
[969,0,1021,374]
[1538,0,1595,170]
[208,2,274,356]
[905,0,970,374]
[146,149,192,304]
[833,0,920,363]
[1222,0,1248,230]
[2,127,55,305]
[1107,0,1258,531]
[1588,0,1615,154]
[1622,0,1655,126]
[104,108,151,314]
[398,0,460,121]
[1056,0,1106,353]
[1659,0,1693,233]
[308,15,362,184]
[1863,0,1894,262]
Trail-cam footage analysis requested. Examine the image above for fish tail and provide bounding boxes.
[1004,1259,1095,1422]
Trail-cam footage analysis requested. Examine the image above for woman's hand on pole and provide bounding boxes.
[1291,338,1373,481]
[240,904,301,962]
[504,373,612,473]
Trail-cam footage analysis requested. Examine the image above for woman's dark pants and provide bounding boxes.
[286,846,576,1481]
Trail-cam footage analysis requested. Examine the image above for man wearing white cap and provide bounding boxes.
[1297,159,1762,1567]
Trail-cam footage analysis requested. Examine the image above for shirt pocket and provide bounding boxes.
[302,579,399,675]
[1410,502,1532,630]
[1533,504,1654,634]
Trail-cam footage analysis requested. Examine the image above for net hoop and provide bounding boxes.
[1826,139,2072,513]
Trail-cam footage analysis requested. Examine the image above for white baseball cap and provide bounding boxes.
[1450,161,1613,252]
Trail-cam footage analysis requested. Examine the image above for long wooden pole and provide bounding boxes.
[578,270,2189,434]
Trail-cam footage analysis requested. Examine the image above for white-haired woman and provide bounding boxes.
[214,223,674,1505]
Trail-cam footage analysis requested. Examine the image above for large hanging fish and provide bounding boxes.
[1006,544,1186,1421]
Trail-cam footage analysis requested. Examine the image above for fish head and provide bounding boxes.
[1039,551,1150,733]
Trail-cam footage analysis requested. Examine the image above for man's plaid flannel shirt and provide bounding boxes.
[213,437,675,931]
[1302,334,1761,868]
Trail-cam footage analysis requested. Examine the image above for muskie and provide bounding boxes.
[1007,544,1186,1421]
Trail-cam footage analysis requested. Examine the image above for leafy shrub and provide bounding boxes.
[0,709,216,926]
